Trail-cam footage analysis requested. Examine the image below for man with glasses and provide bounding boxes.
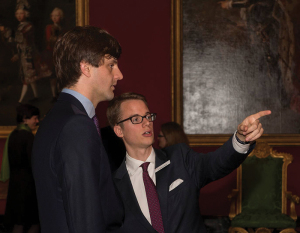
[106,92,271,233]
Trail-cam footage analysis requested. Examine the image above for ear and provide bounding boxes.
[80,62,91,78]
[114,125,124,138]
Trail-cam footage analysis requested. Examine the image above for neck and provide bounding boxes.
[126,146,153,162]
[69,82,99,108]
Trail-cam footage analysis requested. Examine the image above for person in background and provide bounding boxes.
[157,122,189,148]
[2,104,40,233]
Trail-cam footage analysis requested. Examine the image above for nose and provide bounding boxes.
[114,66,123,80]
[142,117,151,127]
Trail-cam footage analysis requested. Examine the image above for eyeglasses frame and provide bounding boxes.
[117,113,157,125]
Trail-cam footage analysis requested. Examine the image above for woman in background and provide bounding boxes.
[157,122,189,148]
[3,104,40,233]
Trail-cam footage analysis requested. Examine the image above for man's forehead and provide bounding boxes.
[120,99,149,115]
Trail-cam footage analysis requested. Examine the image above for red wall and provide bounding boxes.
[90,0,172,139]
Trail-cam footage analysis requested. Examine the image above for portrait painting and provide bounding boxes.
[0,0,87,131]
[172,0,300,144]
[0,0,88,197]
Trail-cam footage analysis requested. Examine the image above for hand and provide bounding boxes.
[237,110,271,142]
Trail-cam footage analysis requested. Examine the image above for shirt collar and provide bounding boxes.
[62,88,95,118]
[126,147,156,176]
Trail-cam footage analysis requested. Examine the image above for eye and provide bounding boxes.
[145,114,151,120]
[131,116,140,123]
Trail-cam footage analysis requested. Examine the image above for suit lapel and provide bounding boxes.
[114,160,156,233]
[154,149,170,232]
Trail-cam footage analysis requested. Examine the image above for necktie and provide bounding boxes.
[92,115,101,137]
[140,162,165,233]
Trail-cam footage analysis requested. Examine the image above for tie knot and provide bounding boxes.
[140,162,150,172]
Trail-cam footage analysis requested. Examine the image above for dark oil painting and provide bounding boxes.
[0,0,76,126]
[182,0,300,134]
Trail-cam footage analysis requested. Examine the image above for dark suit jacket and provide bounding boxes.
[32,93,124,233]
[114,137,254,233]
[101,126,126,172]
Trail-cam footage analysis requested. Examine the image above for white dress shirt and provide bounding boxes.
[124,135,249,225]
[232,131,250,154]
[125,148,156,225]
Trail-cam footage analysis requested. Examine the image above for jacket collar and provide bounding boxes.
[58,92,88,116]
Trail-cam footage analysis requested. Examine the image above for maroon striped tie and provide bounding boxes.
[140,162,165,233]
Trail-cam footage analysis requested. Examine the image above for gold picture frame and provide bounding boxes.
[0,0,89,139]
[171,0,300,146]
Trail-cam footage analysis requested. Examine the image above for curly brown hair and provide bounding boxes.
[53,26,122,90]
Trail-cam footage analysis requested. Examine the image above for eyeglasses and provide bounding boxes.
[117,113,157,125]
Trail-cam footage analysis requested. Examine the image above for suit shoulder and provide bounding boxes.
[162,143,191,156]
[60,114,96,136]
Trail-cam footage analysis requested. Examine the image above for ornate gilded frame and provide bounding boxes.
[0,0,89,139]
[171,0,300,146]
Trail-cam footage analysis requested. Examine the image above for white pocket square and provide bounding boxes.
[169,179,184,192]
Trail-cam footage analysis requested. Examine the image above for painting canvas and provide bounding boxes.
[0,0,87,198]
[176,0,300,137]
[0,0,78,127]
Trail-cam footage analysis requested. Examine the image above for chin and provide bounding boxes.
[104,93,114,101]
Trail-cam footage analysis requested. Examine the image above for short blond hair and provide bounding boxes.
[107,92,148,127]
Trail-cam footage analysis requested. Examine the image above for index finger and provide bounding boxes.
[251,110,271,121]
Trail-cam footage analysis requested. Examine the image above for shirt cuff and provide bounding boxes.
[232,131,250,154]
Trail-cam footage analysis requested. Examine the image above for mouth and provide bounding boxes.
[143,131,153,137]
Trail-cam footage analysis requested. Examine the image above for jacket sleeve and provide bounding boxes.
[169,136,255,189]
[54,115,106,233]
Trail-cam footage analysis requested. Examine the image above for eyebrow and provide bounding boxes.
[128,112,150,118]
[109,58,118,64]
[126,114,139,119]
